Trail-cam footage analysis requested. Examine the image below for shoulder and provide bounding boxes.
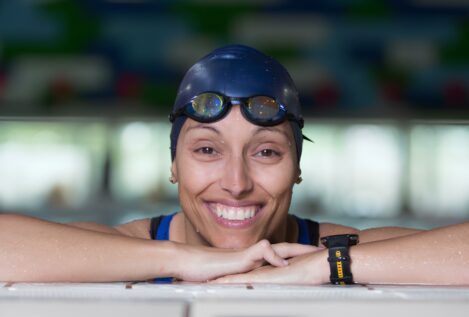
[114,218,152,239]
[292,217,358,245]
[319,222,359,238]
[115,213,180,241]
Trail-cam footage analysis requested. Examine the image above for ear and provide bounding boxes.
[171,160,178,179]
[294,167,302,184]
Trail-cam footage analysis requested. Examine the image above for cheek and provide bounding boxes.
[176,154,222,196]
[252,161,296,196]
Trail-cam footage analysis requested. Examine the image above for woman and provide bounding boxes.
[1,45,468,285]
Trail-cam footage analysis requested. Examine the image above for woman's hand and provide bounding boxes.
[172,240,323,282]
[209,249,330,285]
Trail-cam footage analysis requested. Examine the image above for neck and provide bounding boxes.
[182,214,211,246]
[173,213,298,248]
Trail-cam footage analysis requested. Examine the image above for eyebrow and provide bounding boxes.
[185,123,221,135]
[253,126,290,140]
[185,123,290,140]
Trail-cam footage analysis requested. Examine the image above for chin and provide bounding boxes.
[209,235,260,250]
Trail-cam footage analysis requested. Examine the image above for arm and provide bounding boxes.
[0,213,317,283]
[351,221,469,285]
[66,219,152,238]
[65,222,122,235]
[358,226,422,243]
[0,213,178,282]
[213,221,469,285]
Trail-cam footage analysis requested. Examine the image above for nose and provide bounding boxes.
[220,154,254,198]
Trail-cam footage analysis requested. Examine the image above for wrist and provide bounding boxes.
[164,240,186,279]
[305,249,330,285]
[149,240,182,279]
[318,249,331,284]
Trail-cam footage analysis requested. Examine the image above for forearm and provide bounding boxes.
[350,222,469,285]
[66,222,122,235]
[358,226,422,243]
[0,214,178,282]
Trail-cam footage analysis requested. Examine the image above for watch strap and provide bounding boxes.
[321,234,358,285]
[327,246,353,285]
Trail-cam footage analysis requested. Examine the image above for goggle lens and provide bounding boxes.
[191,93,224,118]
[247,96,281,120]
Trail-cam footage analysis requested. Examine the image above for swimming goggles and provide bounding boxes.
[169,92,304,128]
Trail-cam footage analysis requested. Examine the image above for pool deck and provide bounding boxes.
[1,282,469,316]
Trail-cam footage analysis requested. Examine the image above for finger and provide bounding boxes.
[249,239,288,267]
[272,243,324,258]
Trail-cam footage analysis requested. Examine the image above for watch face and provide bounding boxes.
[321,234,359,247]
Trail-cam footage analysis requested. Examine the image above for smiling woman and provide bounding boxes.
[1,45,468,285]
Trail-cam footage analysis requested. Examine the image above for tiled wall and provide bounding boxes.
[0,0,468,117]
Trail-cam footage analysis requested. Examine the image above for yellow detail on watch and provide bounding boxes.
[335,250,344,280]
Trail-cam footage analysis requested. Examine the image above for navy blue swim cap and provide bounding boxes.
[170,44,305,163]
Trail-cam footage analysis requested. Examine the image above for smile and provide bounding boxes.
[208,203,260,221]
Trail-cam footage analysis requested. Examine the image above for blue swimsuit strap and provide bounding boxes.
[294,215,320,246]
[155,213,176,240]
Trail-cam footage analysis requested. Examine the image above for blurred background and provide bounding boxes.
[0,0,468,228]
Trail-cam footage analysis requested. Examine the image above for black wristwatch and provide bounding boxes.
[320,234,359,285]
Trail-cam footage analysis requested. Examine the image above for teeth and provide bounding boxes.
[212,204,258,221]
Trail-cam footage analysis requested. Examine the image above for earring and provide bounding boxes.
[295,176,303,184]
[169,175,177,184]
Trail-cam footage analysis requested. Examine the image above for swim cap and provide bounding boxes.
[170,44,305,163]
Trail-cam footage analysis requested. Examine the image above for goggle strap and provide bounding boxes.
[302,134,314,143]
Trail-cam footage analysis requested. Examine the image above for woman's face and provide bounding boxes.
[172,106,299,249]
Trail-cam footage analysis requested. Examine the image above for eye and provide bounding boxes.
[195,146,217,155]
[256,149,280,158]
